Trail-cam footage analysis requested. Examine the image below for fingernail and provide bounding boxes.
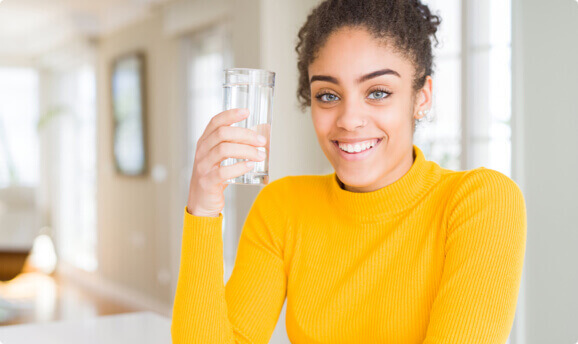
[258,150,266,159]
[239,108,249,116]
[257,135,266,144]
[246,161,255,168]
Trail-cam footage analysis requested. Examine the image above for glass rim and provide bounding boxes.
[224,67,275,76]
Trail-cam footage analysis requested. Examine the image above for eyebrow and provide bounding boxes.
[309,68,401,85]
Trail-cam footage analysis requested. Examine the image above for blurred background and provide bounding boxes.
[0,0,576,343]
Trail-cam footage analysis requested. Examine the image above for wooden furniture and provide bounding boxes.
[0,251,29,281]
[0,186,41,281]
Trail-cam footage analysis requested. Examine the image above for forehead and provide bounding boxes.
[308,27,414,82]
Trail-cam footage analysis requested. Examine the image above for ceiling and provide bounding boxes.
[0,0,172,57]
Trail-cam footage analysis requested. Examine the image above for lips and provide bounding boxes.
[332,138,382,161]
[336,138,379,153]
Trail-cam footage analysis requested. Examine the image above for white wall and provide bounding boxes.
[96,13,178,309]
[512,0,578,343]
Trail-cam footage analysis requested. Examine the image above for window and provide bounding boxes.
[415,0,512,177]
[0,64,97,272]
[73,65,98,271]
[0,67,39,187]
[414,0,462,171]
[49,64,97,272]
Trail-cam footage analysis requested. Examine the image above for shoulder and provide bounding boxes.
[424,159,524,205]
[450,167,524,203]
[446,167,527,230]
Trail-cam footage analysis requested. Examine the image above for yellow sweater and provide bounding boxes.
[172,145,527,344]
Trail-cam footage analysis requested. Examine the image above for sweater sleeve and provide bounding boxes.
[423,168,527,344]
[171,181,288,344]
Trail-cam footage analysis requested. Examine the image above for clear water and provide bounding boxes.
[220,82,273,185]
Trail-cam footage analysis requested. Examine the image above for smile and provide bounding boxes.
[332,138,382,161]
[337,139,379,153]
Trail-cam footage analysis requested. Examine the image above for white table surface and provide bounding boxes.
[0,311,171,344]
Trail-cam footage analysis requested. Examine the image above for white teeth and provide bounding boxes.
[337,139,378,153]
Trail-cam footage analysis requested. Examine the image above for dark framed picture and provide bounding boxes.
[110,51,148,177]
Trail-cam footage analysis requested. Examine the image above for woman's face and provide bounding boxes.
[308,27,432,192]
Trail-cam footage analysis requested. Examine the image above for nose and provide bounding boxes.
[335,96,367,131]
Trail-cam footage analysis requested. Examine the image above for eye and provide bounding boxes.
[367,88,391,100]
[315,92,340,103]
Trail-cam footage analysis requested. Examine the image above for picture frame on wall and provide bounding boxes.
[110,51,148,177]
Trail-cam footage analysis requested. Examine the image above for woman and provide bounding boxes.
[172,0,527,343]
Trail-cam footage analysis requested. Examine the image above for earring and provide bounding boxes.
[417,109,431,122]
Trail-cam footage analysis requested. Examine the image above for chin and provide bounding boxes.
[335,168,376,189]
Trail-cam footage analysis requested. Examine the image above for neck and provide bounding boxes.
[340,146,417,193]
[329,145,442,223]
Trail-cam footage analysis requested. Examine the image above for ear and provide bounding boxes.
[414,76,433,120]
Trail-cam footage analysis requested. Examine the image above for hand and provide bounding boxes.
[186,108,268,217]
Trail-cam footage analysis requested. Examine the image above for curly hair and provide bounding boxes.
[295,0,442,112]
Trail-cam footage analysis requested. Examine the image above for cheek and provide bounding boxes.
[374,112,407,136]
[381,104,414,130]
[311,111,332,136]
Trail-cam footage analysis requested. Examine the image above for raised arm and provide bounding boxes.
[423,168,527,344]
[171,107,286,343]
[171,180,288,344]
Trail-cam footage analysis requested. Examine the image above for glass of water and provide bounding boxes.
[220,68,275,185]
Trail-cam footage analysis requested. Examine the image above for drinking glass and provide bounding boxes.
[220,68,275,185]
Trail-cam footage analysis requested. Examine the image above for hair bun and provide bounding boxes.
[408,0,442,46]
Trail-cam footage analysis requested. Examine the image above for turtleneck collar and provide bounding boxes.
[329,145,442,223]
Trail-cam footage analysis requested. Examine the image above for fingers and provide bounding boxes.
[198,141,266,172]
[200,125,267,156]
[201,159,256,185]
[188,108,265,217]
[201,108,249,142]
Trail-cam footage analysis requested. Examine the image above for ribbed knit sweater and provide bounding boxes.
[171,145,527,344]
